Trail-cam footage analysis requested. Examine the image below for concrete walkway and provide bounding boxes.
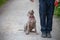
[0,0,60,40]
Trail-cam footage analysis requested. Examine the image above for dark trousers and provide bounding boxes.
[39,0,55,32]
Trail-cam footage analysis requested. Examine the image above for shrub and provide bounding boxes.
[0,0,7,6]
[54,2,60,17]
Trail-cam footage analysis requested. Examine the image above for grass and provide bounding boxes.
[0,0,7,7]
[54,2,60,17]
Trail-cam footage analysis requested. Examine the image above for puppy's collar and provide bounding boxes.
[29,16,34,18]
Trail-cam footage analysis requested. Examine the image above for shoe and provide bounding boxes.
[41,32,47,38]
[47,32,52,38]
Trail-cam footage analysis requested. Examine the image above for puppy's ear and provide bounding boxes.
[27,11,30,16]
[30,0,34,2]
[32,10,34,14]
[28,11,30,14]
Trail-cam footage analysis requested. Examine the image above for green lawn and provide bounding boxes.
[0,0,7,7]
[54,2,60,17]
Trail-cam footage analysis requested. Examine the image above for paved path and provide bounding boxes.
[0,0,60,40]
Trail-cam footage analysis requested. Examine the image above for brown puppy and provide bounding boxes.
[24,10,37,35]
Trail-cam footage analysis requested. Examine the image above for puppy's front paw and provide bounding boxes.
[25,31,29,35]
[36,33,39,35]
[26,33,29,35]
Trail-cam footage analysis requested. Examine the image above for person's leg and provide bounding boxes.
[46,0,55,38]
[39,0,47,38]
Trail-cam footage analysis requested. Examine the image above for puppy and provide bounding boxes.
[24,10,37,35]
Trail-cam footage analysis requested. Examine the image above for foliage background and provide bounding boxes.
[0,0,7,6]
[54,2,60,17]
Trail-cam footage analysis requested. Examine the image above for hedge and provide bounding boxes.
[0,0,7,7]
[54,2,60,17]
